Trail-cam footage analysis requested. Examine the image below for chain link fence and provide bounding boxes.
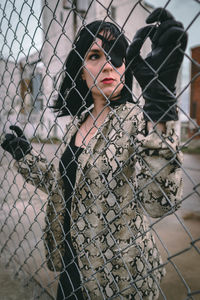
[0,0,200,299]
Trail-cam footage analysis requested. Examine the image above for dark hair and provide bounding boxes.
[51,20,133,117]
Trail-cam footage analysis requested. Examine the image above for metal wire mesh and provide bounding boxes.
[0,0,200,299]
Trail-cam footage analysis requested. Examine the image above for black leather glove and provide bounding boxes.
[126,7,188,122]
[1,125,32,161]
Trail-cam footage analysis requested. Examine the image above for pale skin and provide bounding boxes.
[75,33,166,148]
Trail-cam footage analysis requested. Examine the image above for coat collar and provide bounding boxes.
[64,103,124,144]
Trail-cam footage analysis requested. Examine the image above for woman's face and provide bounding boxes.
[82,33,125,101]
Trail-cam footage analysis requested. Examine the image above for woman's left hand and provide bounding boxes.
[126,7,188,122]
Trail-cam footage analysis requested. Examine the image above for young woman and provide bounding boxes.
[2,8,187,300]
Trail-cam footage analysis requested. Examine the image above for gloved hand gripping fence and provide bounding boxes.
[1,126,32,161]
[126,7,188,122]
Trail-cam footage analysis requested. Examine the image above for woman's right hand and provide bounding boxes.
[1,125,32,161]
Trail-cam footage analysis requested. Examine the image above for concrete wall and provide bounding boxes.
[0,58,21,134]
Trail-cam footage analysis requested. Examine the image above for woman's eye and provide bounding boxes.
[88,54,100,60]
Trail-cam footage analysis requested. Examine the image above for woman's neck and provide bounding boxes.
[92,96,111,120]
[75,97,110,148]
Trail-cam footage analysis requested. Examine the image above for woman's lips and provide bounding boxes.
[101,78,115,84]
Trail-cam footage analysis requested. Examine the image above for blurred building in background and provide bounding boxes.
[0,57,21,135]
[189,46,200,139]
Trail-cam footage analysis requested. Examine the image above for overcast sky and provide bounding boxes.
[0,0,43,60]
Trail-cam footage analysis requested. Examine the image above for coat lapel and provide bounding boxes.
[75,123,104,187]
[75,105,123,187]
[64,105,123,189]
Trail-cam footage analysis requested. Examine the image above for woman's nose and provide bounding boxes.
[102,57,113,71]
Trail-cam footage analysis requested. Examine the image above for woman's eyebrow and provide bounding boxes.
[88,49,101,53]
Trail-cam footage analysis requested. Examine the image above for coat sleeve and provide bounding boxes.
[14,147,66,272]
[13,147,63,195]
[135,113,183,218]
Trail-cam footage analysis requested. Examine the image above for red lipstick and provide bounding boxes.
[101,77,115,84]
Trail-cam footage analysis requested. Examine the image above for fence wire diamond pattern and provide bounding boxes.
[0,0,200,299]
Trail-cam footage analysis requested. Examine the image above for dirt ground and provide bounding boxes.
[0,146,199,300]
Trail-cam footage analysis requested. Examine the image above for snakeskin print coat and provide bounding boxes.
[14,102,183,299]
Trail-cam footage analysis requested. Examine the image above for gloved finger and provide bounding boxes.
[126,26,156,69]
[126,40,145,71]
[9,139,32,161]
[126,38,144,60]
[146,7,174,24]
[129,26,155,57]
[1,134,15,149]
[10,125,24,137]
[1,140,12,152]
[157,26,187,48]
[133,25,155,43]
[1,139,10,150]
[152,20,184,44]
[5,133,16,141]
